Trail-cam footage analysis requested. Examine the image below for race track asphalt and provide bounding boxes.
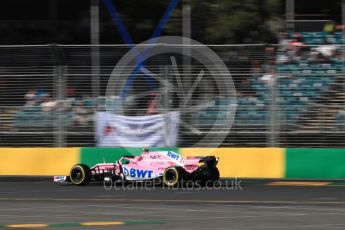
[1,180,345,229]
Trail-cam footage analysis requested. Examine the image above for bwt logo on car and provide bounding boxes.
[123,167,153,178]
[167,151,180,160]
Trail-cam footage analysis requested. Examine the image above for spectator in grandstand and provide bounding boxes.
[323,21,345,34]
[260,61,277,86]
[41,94,57,112]
[250,61,262,77]
[333,48,343,62]
[74,101,91,126]
[66,86,76,98]
[308,50,326,63]
[265,46,278,64]
[277,32,290,51]
[260,73,275,85]
[324,21,336,34]
[287,35,310,64]
[35,89,49,103]
[24,89,37,106]
[288,34,305,52]
[312,38,337,62]
[276,50,290,64]
[260,55,278,86]
[291,49,305,63]
[146,92,160,115]
[265,47,275,60]
[276,32,307,65]
[260,73,275,86]
[238,78,256,97]
[335,24,345,32]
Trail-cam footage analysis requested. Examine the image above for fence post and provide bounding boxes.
[91,0,100,109]
[52,44,67,147]
[286,0,294,32]
[53,65,67,147]
[267,81,277,147]
[267,61,279,147]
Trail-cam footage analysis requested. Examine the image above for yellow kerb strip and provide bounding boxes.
[267,181,331,186]
[7,224,48,228]
[81,221,124,226]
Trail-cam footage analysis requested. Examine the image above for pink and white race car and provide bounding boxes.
[55,149,219,186]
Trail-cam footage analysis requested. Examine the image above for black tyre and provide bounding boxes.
[209,167,220,181]
[163,166,187,187]
[69,164,92,186]
[197,166,220,186]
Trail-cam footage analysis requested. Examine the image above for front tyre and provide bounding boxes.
[163,166,186,187]
[69,164,92,186]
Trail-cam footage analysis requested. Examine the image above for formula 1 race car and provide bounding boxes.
[54,149,219,186]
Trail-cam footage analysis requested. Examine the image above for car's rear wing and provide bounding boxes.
[199,156,219,167]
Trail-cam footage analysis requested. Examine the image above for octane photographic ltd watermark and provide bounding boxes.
[106,36,237,148]
[103,178,242,191]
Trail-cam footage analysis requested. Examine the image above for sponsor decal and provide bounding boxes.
[123,167,153,179]
[53,176,67,182]
[167,151,180,161]
[150,155,161,160]
[167,151,185,164]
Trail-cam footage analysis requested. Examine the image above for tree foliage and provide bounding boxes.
[192,0,283,44]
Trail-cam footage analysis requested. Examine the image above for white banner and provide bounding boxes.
[95,112,180,147]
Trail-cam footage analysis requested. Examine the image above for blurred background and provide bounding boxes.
[0,0,344,147]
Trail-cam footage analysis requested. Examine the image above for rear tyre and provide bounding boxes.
[197,166,220,186]
[163,166,187,187]
[209,167,220,181]
[69,164,92,186]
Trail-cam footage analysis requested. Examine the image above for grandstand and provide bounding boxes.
[0,36,343,147]
[0,0,343,148]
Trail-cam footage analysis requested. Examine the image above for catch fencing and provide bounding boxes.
[0,43,344,147]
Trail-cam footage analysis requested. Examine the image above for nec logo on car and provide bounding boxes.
[123,167,153,178]
[167,151,179,160]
